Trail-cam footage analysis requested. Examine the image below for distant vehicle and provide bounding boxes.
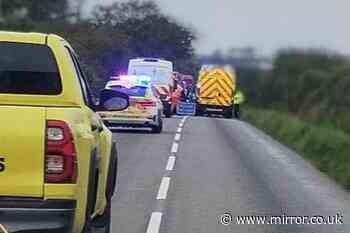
[99,75,163,133]
[0,32,127,233]
[196,65,236,118]
[128,58,174,117]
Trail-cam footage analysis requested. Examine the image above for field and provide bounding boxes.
[244,107,350,190]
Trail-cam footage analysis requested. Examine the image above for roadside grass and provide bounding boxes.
[243,107,350,190]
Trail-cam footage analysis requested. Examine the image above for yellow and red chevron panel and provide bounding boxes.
[198,68,235,107]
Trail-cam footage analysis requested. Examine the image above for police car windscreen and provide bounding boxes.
[0,42,62,95]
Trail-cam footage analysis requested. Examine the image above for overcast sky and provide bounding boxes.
[85,0,350,55]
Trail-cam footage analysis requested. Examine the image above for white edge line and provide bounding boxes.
[174,133,181,141]
[157,177,171,200]
[166,156,176,171]
[171,142,179,153]
[146,212,163,233]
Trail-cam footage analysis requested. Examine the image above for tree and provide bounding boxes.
[1,0,69,21]
[92,0,197,75]
[93,0,160,25]
[0,0,198,92]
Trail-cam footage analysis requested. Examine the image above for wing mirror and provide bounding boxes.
[99,89,129,111]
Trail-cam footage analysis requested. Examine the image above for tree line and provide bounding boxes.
[202,48,350,133]
[0,0,199,92]
[256,49,350,132]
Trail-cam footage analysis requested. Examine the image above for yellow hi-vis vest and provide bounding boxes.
[233,91,245,104]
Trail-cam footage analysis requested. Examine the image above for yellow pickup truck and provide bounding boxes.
[0,32,128,233]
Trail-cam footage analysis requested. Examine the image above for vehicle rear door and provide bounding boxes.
[0,42,62,197]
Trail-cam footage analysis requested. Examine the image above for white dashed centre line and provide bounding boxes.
[171,142,179,153]
[174,133,181,141]
[146,212,163,233]
[157,177,171,200]
[146,117,188,233]
[166,156,176,171]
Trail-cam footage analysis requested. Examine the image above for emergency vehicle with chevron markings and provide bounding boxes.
[196,65,236,118]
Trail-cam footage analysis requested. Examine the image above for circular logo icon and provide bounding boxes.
[220,213,233,226]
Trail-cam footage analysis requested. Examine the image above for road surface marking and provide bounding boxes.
[166,156,176,171]
[146,212,163,233]
[157,177,171,200]
[146,116,187,233]
[171,142,179,153]
[174,133,181,141]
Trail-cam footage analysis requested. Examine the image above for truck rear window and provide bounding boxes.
[0,42,62,95]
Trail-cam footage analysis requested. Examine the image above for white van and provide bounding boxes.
[128,58,173,86]
[128,58,174,117]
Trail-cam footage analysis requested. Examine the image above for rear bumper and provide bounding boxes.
[197,104,232,113]
[103,117,158,128]
[0,198,75,233]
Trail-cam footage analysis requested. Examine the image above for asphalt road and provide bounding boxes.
[111,116,350,233]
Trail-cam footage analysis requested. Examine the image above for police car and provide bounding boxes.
[98,75,164,133]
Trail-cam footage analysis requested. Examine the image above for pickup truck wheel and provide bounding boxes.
[106,142,118,199]
[91,142,117,232]
[91,201,111,233]
[83,151,99,233]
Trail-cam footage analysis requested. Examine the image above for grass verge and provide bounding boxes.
[244,107,350,190]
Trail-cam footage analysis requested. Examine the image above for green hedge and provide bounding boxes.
[244,108,350,190]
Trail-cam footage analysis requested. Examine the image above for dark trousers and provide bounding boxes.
[234,104,240,118]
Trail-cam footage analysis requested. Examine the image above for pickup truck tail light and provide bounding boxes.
[45,120,77,183]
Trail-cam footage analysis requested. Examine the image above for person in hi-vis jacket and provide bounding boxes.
[233,90,245,118]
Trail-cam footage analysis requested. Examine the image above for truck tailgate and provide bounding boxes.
[0,106,46,197]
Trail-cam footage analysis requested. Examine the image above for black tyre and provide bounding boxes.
[151,118,163,133]
[92,201,111,233]
[83,152,99,233]
[106,143,118,199]
[224,106,233,119]
[91,143,117,233]
[195,105,203,116]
